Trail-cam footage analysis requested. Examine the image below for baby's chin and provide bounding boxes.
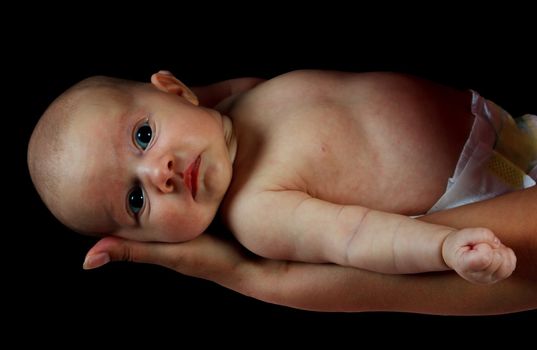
[161,229,205,243]
[144,222,210,243]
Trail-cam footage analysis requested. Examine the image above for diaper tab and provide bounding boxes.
[494,113,537,173]
[486,151,527,189]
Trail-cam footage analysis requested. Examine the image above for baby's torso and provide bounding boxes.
[219,70,474,217]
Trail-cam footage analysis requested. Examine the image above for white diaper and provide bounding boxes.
[428,90,537,213]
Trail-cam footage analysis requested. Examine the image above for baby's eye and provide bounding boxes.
[128,186,144,215]
[134,122,152,150]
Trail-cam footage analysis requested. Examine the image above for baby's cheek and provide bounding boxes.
[156,205,206,243]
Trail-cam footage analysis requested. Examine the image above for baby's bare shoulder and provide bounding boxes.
[243,70,433,108]
[266,70,418,86]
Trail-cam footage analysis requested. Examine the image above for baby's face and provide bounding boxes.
[60,84,233,242]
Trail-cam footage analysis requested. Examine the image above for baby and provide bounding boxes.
[28,70,537,284]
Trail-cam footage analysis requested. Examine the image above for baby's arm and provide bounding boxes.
[190,77,265,107]
[231,191,514,282]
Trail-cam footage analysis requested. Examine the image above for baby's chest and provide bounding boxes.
[234,119,380,206]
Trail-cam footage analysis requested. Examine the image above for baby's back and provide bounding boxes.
[220,70,473,218]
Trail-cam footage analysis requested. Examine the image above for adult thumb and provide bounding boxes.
[83,236,184,271]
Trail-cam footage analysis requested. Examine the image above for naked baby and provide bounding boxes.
[29,70,537,284]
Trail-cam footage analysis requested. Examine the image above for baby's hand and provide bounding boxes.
[442,228,517,284]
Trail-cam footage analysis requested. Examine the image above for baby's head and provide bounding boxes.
[28,71,236,242]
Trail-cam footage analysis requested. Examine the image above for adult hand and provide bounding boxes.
[85,233,248,277]
[82,188,537,314]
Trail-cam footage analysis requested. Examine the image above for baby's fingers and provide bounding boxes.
[491,245,517,281]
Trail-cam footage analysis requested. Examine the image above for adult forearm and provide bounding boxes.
[241,261,536,315]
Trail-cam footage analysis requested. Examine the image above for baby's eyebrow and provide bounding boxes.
[105,116,138,230]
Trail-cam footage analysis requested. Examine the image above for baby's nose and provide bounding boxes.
[143,156,179,193]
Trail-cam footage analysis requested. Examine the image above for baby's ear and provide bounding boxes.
[151,70,199,106]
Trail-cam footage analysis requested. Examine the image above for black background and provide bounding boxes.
[9,14,536,340]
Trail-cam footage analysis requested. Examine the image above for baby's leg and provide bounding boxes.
[442,228,516,284]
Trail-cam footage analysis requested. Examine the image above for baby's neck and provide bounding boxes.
[222,114,237,165]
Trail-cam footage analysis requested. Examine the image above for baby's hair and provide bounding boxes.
[28,75,143,231]
[28,82,78,212]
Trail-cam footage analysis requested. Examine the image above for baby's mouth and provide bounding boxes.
[184,155,201,199]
